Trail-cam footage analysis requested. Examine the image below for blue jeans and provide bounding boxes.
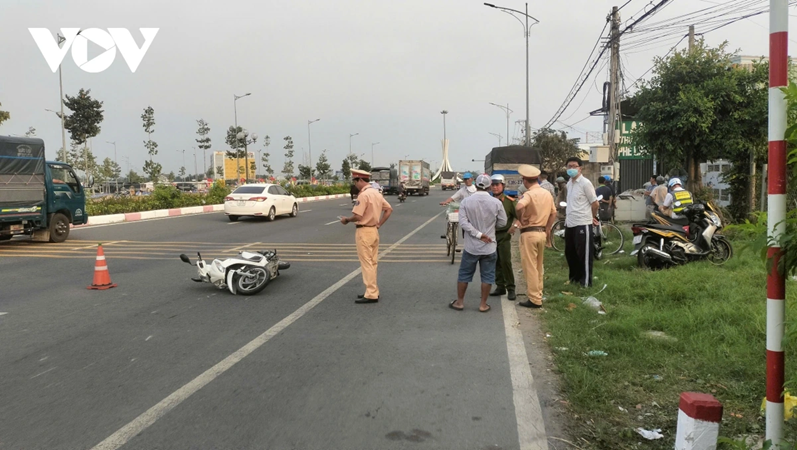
[457,251,497,285]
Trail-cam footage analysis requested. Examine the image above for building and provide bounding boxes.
[212,151,255,181]
[730,55,768,71]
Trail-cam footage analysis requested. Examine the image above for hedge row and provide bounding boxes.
[86,182,352,216]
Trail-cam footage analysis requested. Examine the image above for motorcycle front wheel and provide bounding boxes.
[234,266,271,295]
[707,236,733,265]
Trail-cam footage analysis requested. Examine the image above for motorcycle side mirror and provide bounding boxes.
[559,202,567,207]
[179,254,192,264]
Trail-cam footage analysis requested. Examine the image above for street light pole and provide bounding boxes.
[484,2,539,146]
[349,133,359,156]
[371,142,380,166]
[489,132,503,146]
[106,141,117,192]
[308,118,320,179]
[192,147,198,182]
[489,102,513,146]
[57,33,68,163]
[233,92,251,182]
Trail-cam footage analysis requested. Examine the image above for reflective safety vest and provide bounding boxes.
[672,189,694,213]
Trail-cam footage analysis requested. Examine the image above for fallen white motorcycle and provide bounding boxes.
[179,250,290,295]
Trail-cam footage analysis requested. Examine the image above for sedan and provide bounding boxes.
[224,184,299,222]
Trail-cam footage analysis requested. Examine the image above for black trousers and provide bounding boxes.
[565,225,593,287]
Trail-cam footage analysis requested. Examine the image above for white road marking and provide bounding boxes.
[226,222,241,225]
[501,296,548,450]
[324,220,340,226]
[228,242,260,253]
[299,210,312,213]
[31,367,57,379]
[0,312,7,316]
[145,336,153,342]
[89,210,444,450]
[39,356,49,362]
[74,214,224,230]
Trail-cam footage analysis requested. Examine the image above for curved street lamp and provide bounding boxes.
[484,2,539,146]
[308,118,320,179]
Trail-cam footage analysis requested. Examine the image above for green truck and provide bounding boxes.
[0,136,91,243]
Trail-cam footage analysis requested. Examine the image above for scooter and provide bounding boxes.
[398,192,406,203]
[630,200,732,269]
[179,250,290,295]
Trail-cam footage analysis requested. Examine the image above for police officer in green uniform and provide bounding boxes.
[489,174,519,300]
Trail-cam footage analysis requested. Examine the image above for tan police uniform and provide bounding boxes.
[516,165,556,306]
[351,169,393,299]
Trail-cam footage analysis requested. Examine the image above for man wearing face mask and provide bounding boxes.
[440,172,475,206]
[564,157,599,287]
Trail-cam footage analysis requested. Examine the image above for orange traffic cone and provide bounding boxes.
[87,244,117,290]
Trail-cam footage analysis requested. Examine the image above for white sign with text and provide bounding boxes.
[29,28,159,73]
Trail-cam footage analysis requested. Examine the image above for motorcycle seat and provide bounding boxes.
[239,251,265,262]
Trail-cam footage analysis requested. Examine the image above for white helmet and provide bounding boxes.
[668,178,682,188]
[475,174,492,189]
[370,181,382,191]
[490,174,505,184]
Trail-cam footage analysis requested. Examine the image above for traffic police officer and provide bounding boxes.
[489,174,518,300]
[515,164,557,308]
[341,169,393,303]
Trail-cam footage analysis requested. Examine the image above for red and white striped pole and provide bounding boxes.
[767,0,789,443]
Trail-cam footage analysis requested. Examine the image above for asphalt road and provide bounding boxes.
[0,188,549,450]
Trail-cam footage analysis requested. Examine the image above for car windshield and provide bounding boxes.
[233,186,266,194]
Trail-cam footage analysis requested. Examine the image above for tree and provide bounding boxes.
[531,128,581,174]
[282,136,295,177]
[196,119,211,160]
[100,157,121,181]
[0,102,9,127]
[357,159,371,172]
[68,141,97,177]
[216,165,224,179]
[205,167,214,178]
[63,88,104,176]
[631,40,765,193]
[298,164,312,179]
[315,150,332,179]
[261,135,273,177]
[167,171,176,182]
[225,125,244,160]
[125,170,144,184]
[179,166,186,179]
[341,158,351,181]
[25,127,36,137]
[141,106,162,182]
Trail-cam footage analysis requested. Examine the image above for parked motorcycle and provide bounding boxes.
[630,200,732,269]
[179,250,290,295]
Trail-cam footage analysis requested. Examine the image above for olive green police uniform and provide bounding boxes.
[493,193,517,297]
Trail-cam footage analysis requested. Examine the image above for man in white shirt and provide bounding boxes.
[448,174,507,313]
[440,172,475,206]
[564,157,599,287]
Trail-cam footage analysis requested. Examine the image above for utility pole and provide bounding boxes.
[688,25,695,51]
[608,6,621,166]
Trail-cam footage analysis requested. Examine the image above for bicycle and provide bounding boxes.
[440,202,460,264]
[550,198,625,258]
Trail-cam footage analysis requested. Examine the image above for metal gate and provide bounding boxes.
[619,158,654,193]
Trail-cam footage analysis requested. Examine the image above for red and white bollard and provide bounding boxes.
[675,392,723,450]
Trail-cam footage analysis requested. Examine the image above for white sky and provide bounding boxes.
[0,0,793,176]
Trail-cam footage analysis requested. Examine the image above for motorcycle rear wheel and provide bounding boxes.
[637,242,666,271]
[234,266,271,295]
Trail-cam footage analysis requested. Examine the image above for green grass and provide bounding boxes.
[537,231,797,449]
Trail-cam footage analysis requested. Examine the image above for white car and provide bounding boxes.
[224,184,299,222]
